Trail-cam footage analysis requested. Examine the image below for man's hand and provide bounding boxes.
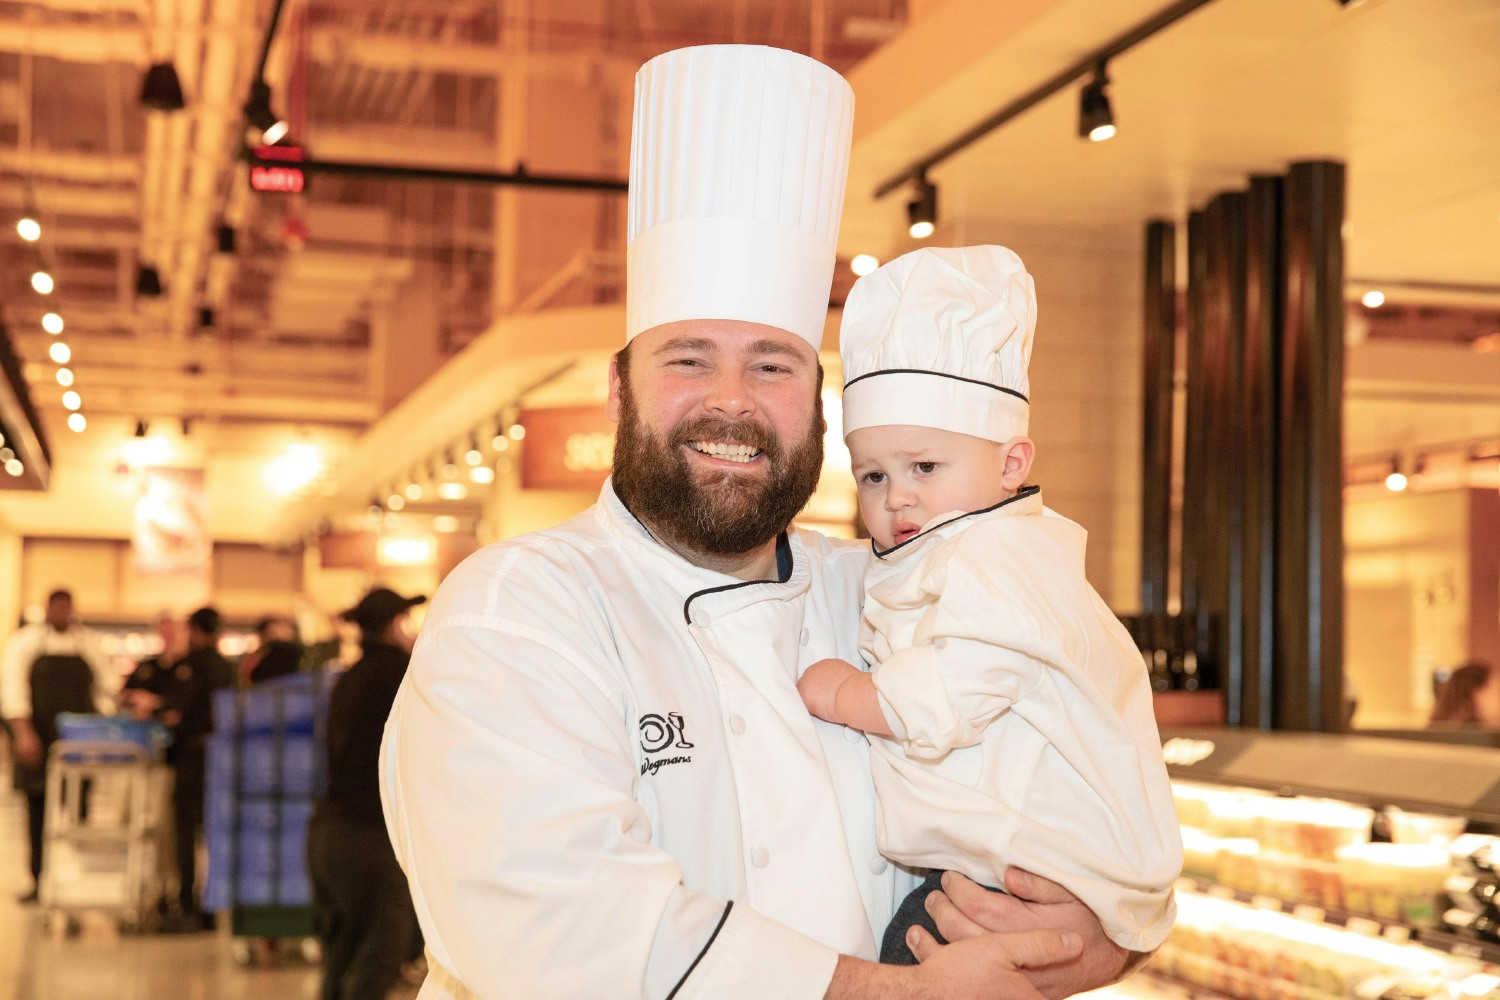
[827,928,1081,1000]
[798,658,859,723]
[11,724,41,769]
[914,869,1126,999]
[120,689,163,722]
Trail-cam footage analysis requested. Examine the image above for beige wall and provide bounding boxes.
[1345,488,1471,728]
[932,221,1145,611]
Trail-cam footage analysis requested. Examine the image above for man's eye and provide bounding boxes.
[755,364,788,374]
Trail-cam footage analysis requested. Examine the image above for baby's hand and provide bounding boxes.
[798,657,859,723]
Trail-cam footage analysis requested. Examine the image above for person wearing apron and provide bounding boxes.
[1,589,112,902]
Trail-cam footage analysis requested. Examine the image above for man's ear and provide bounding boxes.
[1000,436,1035,491]
[607,353,623,423]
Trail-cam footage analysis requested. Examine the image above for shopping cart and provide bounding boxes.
[40,715,173,934]
[205,670,331,965]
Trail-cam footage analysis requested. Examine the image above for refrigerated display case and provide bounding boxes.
[1089,728,1500,1000]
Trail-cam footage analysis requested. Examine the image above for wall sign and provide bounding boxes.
[250,145,306,193]
[518,406,617,491]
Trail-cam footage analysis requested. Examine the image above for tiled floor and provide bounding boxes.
[0,747,325,1000]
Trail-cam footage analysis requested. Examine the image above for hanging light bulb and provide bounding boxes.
[48,341,71,364]
[140,61,186,112]
[56,368,74,387]
[31,270,54,295]
[42,312,63,335]
[1384,456,1408,492]
[61,390,81,411]
[67,412,87,433]
[17,217,41,242]
[906,177,937,239]
[850,254,879,277]
[1078,61,1116,142]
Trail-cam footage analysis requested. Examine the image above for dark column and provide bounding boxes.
[1180,211,1209,626]
[1275,160,1346,732]
[1241,176,1282,729]
[1201,192,1249,718]
[1140,221,1176,617]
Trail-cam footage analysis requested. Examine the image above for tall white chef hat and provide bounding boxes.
[626,45,855,349]
[839,245,1036,444]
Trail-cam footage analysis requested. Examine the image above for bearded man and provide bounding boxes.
[380,45,1129,1000]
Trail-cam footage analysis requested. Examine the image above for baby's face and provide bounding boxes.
[847,425,1014,550]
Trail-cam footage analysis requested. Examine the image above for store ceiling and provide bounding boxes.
[841,0,1500,291]
[0,0,1495,538]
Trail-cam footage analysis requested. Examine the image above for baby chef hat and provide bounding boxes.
[839,245,1036,444]
[626,45,855,349]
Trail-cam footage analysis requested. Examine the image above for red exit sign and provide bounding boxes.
[250,145,306,193]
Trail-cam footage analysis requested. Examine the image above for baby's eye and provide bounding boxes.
[859,471,886,485]
[914,462,939,475]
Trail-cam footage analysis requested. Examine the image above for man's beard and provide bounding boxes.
[612,376,824,559]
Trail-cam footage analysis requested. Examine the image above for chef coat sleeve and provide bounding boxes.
[380,617,839,1000]
[869,556,1044,760]
[1,628,36,720]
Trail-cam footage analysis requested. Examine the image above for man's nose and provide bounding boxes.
[703,368,755,419]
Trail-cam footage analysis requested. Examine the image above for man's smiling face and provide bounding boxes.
[609,319,825,558]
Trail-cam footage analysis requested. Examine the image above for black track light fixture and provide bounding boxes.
[135,264,164,298]
[1078,61,1116,142]
[140,61,186,112]
[243,80,289,145]
[906,176,937,240]
[197,307,217,332]
[133,419,149,439]
[216,224,237,255]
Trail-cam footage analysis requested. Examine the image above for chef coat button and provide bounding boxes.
[843,726,864,744]
[730,714,746,735]
[799,628,810,646]
[751,847,770,869]
[933,637,947,650]
[869,856,889,875]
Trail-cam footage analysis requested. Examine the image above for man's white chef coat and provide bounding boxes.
[380,482,919,1000]
[865,487,1182,953]
[1,622,114,720]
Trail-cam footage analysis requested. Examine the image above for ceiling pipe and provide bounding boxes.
[165,0,250,340]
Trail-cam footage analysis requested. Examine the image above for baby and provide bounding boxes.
[797,245,1182,963]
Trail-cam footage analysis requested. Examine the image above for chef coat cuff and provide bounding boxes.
[671,901,839,1000]
[870,642,976,759]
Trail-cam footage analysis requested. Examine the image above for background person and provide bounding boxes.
[0,589,114,903]
[1430,661,1500,726]
[156,606,234,930]
[308,587,424,1000]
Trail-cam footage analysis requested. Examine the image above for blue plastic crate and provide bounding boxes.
[56,713,171,752]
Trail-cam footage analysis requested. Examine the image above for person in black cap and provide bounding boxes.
[157,605,235,930]
[308,587,425,1000]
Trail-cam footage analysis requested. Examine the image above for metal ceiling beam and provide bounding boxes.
[0,149,141,185]
[306,28,637,83]
[247,150,628,192]
[0,21,148,64]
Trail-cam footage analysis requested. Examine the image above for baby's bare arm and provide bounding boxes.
[798,658,893,736]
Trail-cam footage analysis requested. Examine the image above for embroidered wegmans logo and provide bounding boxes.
[639,712,694,775]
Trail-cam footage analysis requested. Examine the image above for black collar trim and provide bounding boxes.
[872,485,1041,559]
[681,532,793,624]
[843,367,1029,404]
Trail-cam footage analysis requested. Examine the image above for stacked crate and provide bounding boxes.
[205,671,330,940]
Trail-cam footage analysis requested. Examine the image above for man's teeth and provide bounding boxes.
[689,441,762,463]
